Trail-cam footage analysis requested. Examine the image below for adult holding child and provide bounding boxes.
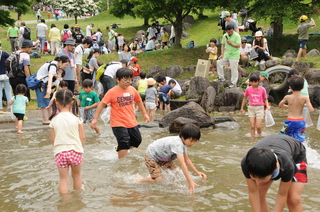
[215,24,241,88]
[35,56,69,124]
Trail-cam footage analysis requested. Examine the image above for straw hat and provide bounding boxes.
[147,78,156,85]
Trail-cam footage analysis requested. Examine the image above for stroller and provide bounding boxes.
[245,18,262,36]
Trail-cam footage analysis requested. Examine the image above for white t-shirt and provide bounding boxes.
[74,44,85,65]
[95,31,102,42]
[49,112,83,156]
[36,61,58,83]
[240,43,252,54]
[170,25,175,39]
[86,25,92,36]
[147,27,157,40]
[36,23,48,37]
[147,136,187,163]
[19,27,25,39]
[165,76,182,95]
[104,62,122,78]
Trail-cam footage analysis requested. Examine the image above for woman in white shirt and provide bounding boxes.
[240,37,252,67]
[252,31,270,66]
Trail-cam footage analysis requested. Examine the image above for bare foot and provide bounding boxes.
[17,130,23,134]
[94,126,100,133]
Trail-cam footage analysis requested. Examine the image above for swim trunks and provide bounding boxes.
[279,118,306,142]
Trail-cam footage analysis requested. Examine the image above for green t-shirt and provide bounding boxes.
[78,91,99,107]
[221,32,241,60]
[7,27,19,37]
[11,95,29,114]
[108,30,116,42]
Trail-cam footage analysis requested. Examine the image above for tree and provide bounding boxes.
[248,0,316,38]
[43,0,99,24]
[0,0,32,27]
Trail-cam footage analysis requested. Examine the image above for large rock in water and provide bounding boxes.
[186,76,211,101]
[305,69,320,86]
[165,65,184,79]
[215,87,244,110]
[309,85,320,108]
[159,102,212,128]
[169,117,200,133]
[214,121,241,130]
[200,86,216,112]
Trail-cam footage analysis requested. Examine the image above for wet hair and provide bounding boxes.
[64,24,69,29]
[267,95,274,103]
[49,89,79,120]
[288,69,299,77]
[87,48,101,61]
[59,80,68,88]
[116,67,133,80]
[123,44,131,52]
[210,38,217,43]
[288,76,304,91]
[83,79,93,88]
[245,147,276,178]
[156,76,166,83]
[168,79,176,85]
[179,124,201,141]
[225,25,234,30]
[249,74,260,82]
[54,55,69,64]
[140,72,146,79]
[15,84,27,97]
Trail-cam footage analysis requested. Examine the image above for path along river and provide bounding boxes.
[1,108,320,211]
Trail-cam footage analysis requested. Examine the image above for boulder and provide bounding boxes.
[308,85,320,108]
[185,65,196,73]
[214,121,241,130]
[258,63,266,71]
[181,80,190,96]
[148,66,165,79]
[200,86,216,113]
[159,102,212,128]
[214,116,236,123]
[265,59,280,68]
[293,61,312,75]
[282,49,297,58]
[135,30,146,40]
[218,106,236,112]
[165,65,184,79]
[307,49,320,57]
[239,67,249,77]
[169,117,199,133]
[183,15,195,23]
[305,69,320,86]
[224,68,242,85]
[186,76,211,101]
[270,73,286,84]
[182,31,189,39]
[213,81,229,94]
[215,87,244,110]
[281,58,294,67]
[183,22,191,30]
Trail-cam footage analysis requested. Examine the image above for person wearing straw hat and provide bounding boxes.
[296,15,316,61]
[145,77,158,122]
[57,38,77,93]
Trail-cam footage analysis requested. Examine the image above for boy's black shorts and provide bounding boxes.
[112,126,142,151]
[14,113,24,121]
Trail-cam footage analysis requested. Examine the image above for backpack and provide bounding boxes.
[95,64,107,82]
[4,52,24,78]
[92,41,100,49]
[26,62,57,90]
[62,29,69,42]
[99,35,105,46]
[22,27,31,39]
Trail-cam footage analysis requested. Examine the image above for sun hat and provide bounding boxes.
[299,15,308,21]
[254,31,263,37]
[221,11,230,19]
[260,71,269,80]
[129,57,138,62]
[241,37,247,41]
[147,78,156,86]
[75,24,80,28]
[64,38,76,45]
[21,40,34,48]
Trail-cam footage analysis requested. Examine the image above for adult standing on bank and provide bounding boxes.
[56,38,77,93]
[6,24,19,52]
[48,24,61,56]
[215,25,241,88]
[0,50,12,112]
[106,26,116,54]
[36,19,48,54]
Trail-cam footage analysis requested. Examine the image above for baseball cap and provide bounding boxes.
[260,71,269,80]
[21,40,34,48]
[221,11,230,19]
[129,57,138,62]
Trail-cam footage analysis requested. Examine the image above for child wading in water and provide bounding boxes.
[145,78,158,122]
[136,124,207,193]
[49,89,85,194]
[240,74,268,139]
[9,84,29,134]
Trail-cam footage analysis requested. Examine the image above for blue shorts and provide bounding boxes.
[158,92,170,105]
[36,83,50,108]
[299,39,307,49]
[279,118,306,142]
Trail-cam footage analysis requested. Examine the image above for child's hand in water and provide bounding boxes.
[240,109,244,114]
[188,181,199,193]
[197,172,207,180]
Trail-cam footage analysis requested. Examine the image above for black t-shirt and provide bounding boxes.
[241,134,306,182]
[75,33,84,44]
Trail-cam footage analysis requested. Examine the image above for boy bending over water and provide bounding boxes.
[136,124,207,193]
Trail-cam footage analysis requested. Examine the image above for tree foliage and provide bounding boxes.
[0,0,32,26]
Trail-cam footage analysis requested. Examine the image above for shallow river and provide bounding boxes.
[1,109,320,212]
